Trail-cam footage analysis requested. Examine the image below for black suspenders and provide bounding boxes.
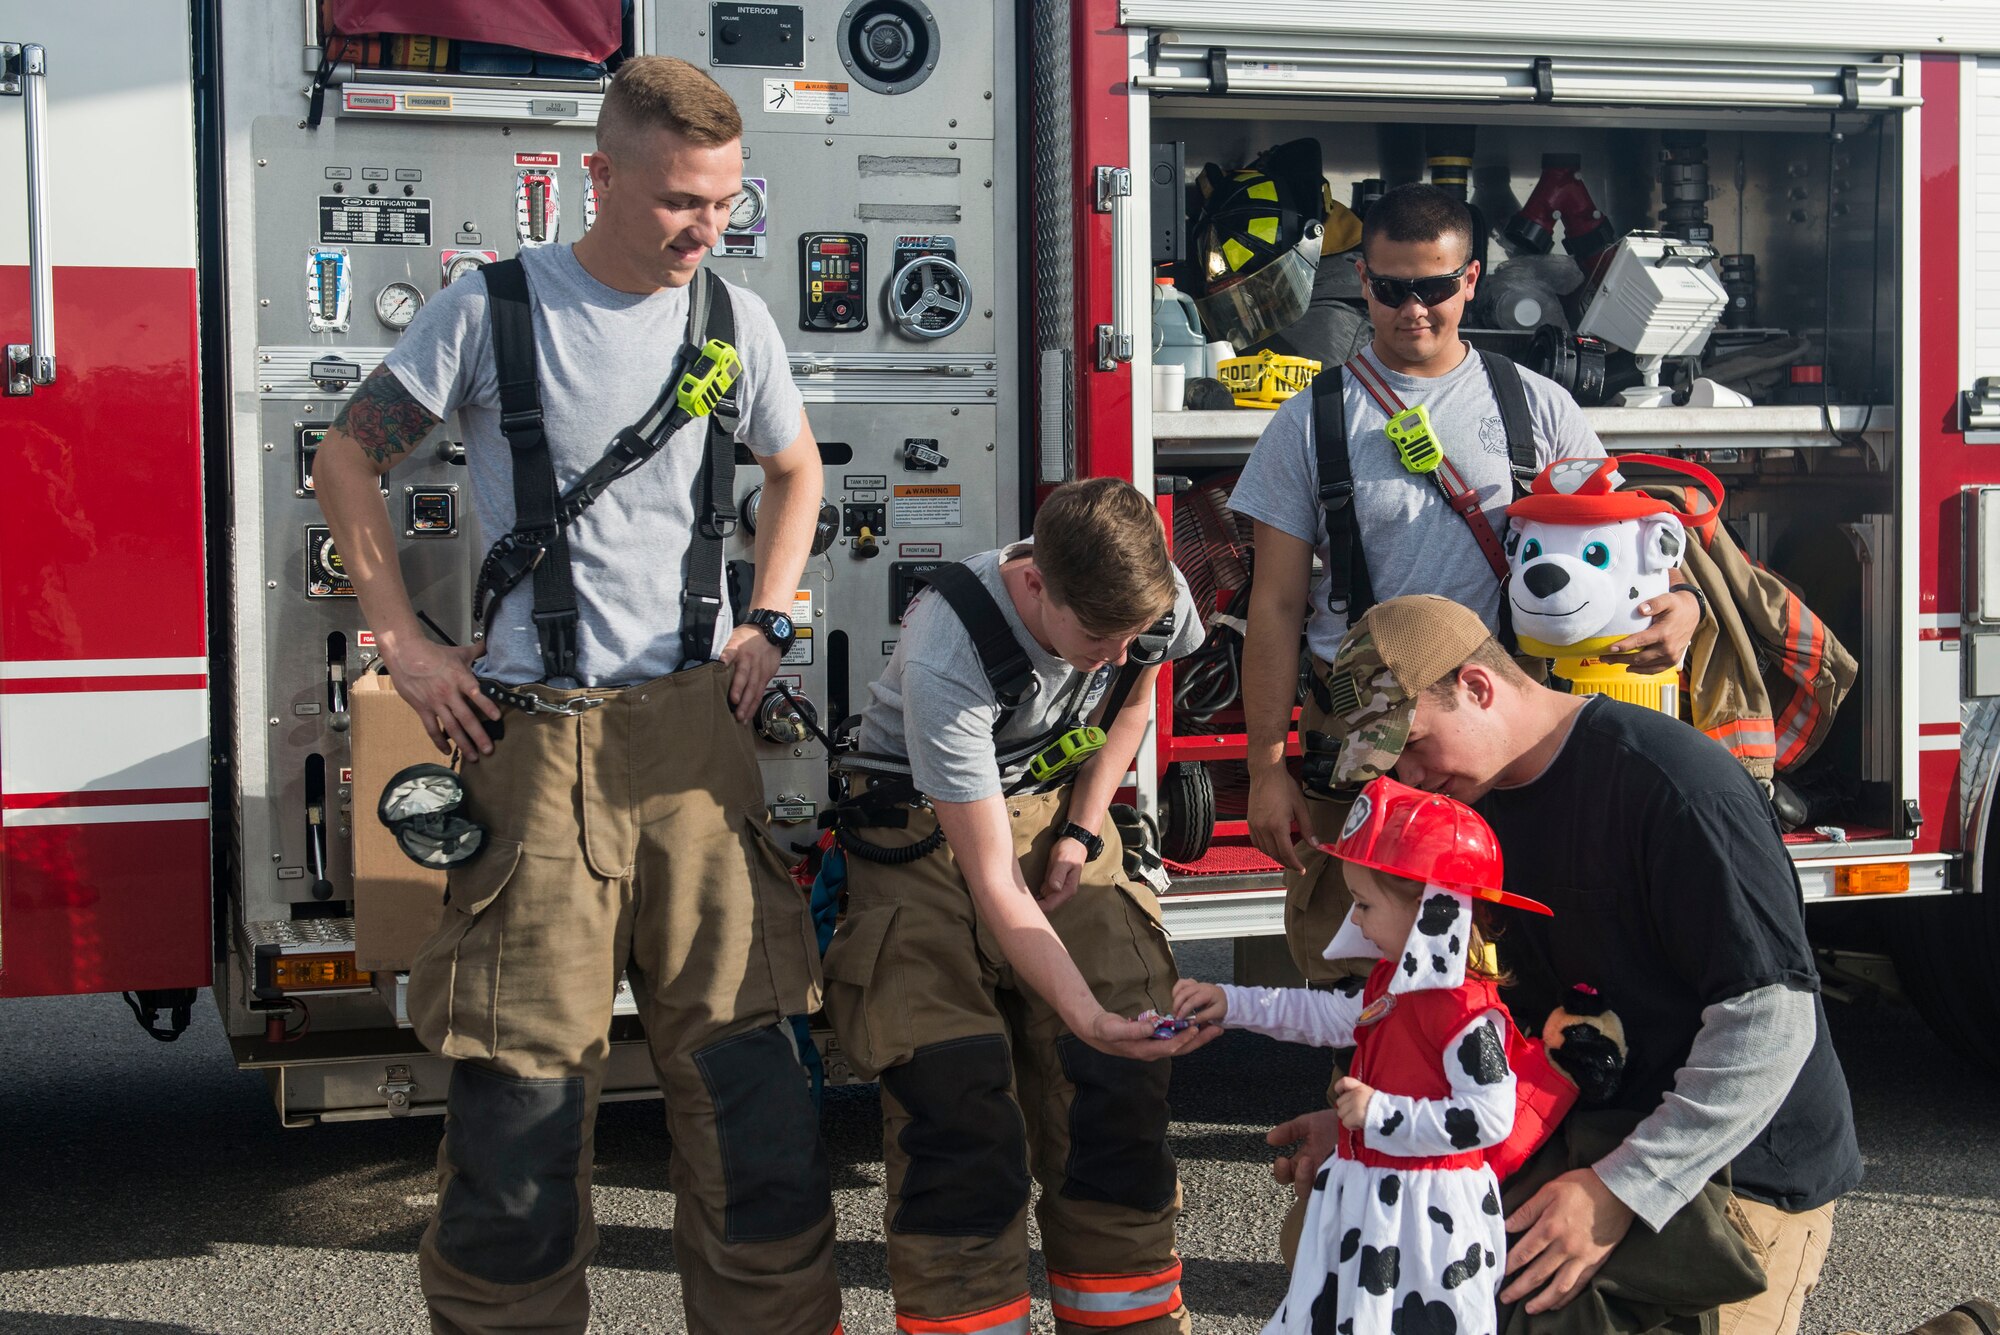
[481,259,740,680]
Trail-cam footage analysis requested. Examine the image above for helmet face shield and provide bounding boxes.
[1193,235,1320,350]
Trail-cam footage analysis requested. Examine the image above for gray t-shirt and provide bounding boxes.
[1228,344,1605,661]
[857,545,1206,803]
[385,242,806,686]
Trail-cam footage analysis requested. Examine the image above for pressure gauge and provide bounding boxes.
[729,178,768,233]
[375,281,424,330]
[442,251,492,286]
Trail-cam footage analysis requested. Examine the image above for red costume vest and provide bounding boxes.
[1338,960,1576,1179]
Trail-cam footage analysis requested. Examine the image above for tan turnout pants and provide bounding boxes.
[1287,680,1364,986]
[824,787,1191,1335]
[405,663,839,1335]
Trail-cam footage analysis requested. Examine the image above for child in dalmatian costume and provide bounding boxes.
[1175,776,1557,1335]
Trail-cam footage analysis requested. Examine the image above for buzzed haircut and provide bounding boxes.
[1423,636,1533,709]
[597,56,743,155]
[1361,182,1475,266]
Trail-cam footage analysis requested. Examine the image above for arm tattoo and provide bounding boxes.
[333,364,443,465]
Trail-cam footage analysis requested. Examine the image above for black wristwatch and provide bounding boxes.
[745,607,796,653]
[1056,822,1105,861]
[1667,582,1709,623]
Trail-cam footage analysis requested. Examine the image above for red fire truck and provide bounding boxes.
[7,0,2000,1121]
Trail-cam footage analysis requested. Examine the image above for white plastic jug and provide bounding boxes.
[1152,279,1208,375]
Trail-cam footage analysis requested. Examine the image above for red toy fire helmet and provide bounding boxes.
[1333,776,1552,916]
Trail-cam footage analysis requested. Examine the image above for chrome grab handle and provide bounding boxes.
[3,42,54,396]
[1093,166,1134,372]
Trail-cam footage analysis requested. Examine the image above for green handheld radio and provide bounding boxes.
[1383,404,1443,474]
[1027,726,1108,784]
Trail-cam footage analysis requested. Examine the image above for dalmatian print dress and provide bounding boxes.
[1218,888,1518,1335]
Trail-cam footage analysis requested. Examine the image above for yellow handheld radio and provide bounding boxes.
[676,339,741,419]
[1383,404,1444,474]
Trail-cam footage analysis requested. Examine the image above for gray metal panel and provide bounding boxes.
[698,1,998,144]
[215,0,1019,1047]
[1119,2,2000,54]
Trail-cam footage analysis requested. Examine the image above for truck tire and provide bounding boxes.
[1159,762,1215,865]
[1884,826,2000,1073]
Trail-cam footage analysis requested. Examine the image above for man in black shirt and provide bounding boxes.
[1309,594,1861,1333]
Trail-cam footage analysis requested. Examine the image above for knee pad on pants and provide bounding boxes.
[436,1062,587,1285]
[692,1024,833,1242]
[1056,1035,1177,1213]
[881,1034,1029,1237]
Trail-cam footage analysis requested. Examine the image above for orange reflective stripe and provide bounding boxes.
[1048,1262,1184,1327]
[1705,718,1777,759]
[1772,595,1828,768]
[896,1296,1032,1335]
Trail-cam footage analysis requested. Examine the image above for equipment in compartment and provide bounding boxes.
[1575,232,1728,407]
[1719,253,1758,329]
[1529,326,1608,404]
[1425,124,1490,268]
[1657,131,1715,247]
[1187,138,1330,352]
[1502,154,1616,277]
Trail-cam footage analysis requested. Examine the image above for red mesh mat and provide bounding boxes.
[1166,845,1283,877]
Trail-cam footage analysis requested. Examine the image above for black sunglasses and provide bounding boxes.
[1365,261,1473,309]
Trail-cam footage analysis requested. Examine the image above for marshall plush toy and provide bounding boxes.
[1505,456,1693,713]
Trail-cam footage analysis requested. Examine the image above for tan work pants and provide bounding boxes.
[406,663,839,1335]
[1719,1197,1837,1335]
[824,787,1191,1335]
[1285,672,1371,986]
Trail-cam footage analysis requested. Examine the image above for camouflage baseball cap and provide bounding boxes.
[1324,596,1495,787]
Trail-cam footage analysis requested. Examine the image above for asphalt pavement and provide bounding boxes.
[1,939,1995,1334]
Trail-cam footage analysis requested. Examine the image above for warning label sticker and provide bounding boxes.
[792,589,813,623]
[892,484,962,529]
[319,196,432,246]
[782,626,814,667]
[763,79,850,116]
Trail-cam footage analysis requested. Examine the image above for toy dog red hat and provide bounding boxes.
[1332,775,1552,916]
[1506,456,1675,525]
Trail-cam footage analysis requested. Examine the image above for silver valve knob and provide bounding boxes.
[756,688,819,746]
[888,255,972,340]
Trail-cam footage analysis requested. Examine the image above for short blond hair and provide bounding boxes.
[1032,478,1177,637]
[598,56,742,153]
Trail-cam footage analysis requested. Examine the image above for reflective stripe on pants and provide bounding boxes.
[1048,1261,1185,1328]
[896,1296,1033,1334]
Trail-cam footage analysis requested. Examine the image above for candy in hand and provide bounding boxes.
[1136,1009,1194,1040]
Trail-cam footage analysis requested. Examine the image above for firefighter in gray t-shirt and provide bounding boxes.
[825,478,1212,1334]
[1227,184,1702,986]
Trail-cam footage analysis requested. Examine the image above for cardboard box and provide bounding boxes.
[349,670,449,972]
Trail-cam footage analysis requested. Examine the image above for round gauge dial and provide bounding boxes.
[728,179,768,233]
[444,253,490,286]
[375,281,424,330]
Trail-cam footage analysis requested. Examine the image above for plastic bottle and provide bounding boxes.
[1152,277,1208,375]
